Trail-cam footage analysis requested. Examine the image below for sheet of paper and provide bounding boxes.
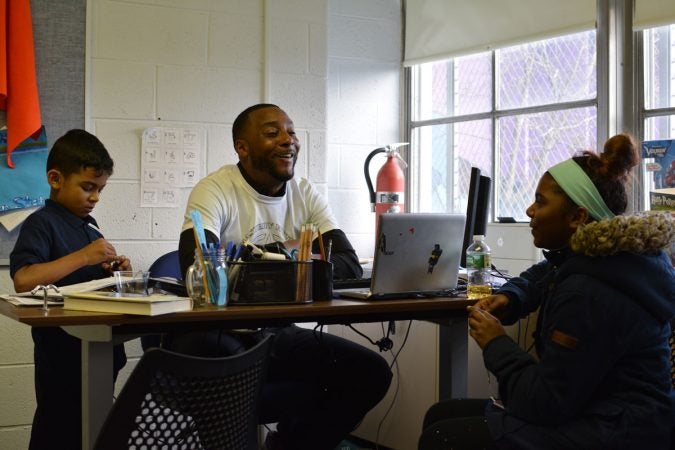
[0,207,38,232]
[140,127,203,207]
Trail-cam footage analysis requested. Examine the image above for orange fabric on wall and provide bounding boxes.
[0,0,42,168]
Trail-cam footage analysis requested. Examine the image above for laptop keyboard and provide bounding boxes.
[333,277,371,289]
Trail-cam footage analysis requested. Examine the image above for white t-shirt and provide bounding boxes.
[182,165,339,246]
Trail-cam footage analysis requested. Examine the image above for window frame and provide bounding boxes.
[406,33,599,220]
[404,0,672,218]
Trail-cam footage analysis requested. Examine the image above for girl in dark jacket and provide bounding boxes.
[422,134,675,450]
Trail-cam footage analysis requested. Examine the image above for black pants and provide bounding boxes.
[29,327,126,450]
[164,325,393,450]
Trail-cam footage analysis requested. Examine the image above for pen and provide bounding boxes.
[88,222,103,236]
[326,239,332,261]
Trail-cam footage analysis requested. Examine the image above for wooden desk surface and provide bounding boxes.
[0,296,474,334]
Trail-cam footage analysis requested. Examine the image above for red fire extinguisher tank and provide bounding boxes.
[375,152,405,215]
[365,144,408,229]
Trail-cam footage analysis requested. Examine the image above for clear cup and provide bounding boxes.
[114,270,150,296]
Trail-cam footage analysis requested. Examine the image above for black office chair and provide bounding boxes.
[141,250,182,351]
[94,335,271,450]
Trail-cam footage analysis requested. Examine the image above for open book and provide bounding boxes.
[3,276,188,313]
[12,276,123,299]
[63,292,192,316]
[1,277,125,306]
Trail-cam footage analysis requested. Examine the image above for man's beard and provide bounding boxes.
[252,153,296,182]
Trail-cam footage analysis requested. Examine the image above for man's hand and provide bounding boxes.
[468,306,506,350]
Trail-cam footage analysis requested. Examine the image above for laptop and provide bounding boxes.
[336,213,466,299]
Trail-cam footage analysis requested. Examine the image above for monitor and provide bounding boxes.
[460,167,492,267]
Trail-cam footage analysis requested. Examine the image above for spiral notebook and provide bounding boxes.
[335,213,466,299]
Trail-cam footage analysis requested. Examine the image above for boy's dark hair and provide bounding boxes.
[46,129,114,176]
[231,103,280,145]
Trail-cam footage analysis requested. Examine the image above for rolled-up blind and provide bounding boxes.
[634,0,675,29]
[404,0,595,66]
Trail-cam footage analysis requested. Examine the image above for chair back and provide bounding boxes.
[94,335,272,450]
[149,250,182,280]
[142,250,184,350]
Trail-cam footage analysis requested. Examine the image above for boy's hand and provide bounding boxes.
[103,255,132,273]
[468,306,506,350]
[81,238,118,266]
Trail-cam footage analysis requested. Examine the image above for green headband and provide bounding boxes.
[548,159,615,220]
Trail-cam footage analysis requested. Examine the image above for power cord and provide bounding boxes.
[347,323,394,352]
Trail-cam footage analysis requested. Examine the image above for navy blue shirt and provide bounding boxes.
[10,199,109,286]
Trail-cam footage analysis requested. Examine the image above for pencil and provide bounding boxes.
[317,228,326,261]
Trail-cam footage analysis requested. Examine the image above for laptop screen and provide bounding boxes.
[369,213,466,296]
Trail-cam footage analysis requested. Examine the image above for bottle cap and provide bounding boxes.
[473,234,484,240]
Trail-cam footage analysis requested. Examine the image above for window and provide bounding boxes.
[641,24,675,204]
[409,30,597,222]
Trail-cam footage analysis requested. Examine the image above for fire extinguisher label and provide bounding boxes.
[376,191,405,204]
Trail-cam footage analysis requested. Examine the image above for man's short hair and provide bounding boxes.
[46,129,114,177]
[231,103,280,145]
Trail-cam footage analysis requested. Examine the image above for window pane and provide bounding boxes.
[498,30,596,110]
[644,115,675,140]
[497,107,597,221]
[413,120,492,213]
[643,25,675,110]
[643,115,675,197]
[412,52,492,121]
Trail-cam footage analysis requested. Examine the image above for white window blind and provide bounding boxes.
[404,0,596,66]
[634,0,675,29]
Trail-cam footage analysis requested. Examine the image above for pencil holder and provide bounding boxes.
[227,260,313,304]
[312,260,333,301]
[185,250,227,306]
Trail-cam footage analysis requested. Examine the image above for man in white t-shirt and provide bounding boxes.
[173,104,392,450]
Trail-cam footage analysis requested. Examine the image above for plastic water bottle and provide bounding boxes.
[466,235,492,299]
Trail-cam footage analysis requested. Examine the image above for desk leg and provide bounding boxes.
[62,325,114,450]
[82,339,113,450]
[438,316,468,400]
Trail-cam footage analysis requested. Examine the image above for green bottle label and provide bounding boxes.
[467,253,490,269]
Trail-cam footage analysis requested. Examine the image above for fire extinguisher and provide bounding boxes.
[364,143,409,226]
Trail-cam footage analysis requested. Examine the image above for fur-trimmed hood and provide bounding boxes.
[570,211,674,257]
[560,212,675,323]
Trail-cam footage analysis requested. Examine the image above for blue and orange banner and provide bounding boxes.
[0,0,42,168]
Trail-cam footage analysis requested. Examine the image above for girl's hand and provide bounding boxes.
[468,306,506,349]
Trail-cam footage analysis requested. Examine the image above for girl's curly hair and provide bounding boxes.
[572,134,640,216]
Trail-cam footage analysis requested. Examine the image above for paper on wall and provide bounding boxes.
[141,127,203,207]
[0,206,39,232]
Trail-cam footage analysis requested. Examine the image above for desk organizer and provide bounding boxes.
[228,260,313,304]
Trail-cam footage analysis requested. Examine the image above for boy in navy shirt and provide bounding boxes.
[10,129,130,450]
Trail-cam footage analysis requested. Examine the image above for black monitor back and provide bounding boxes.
[460,167,492,267]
